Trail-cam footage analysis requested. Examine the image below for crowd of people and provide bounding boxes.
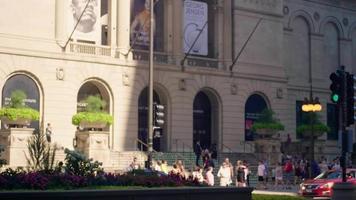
[127,144,353,189]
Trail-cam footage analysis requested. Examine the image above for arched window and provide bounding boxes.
[244,94,268,141]
[2,74,40,131]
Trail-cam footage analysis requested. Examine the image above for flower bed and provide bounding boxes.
[0,169,201,190]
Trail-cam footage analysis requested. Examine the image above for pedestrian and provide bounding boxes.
[194,140,202,166]
[129,156,141,171]
[257,161,266,189]
[205,166,214,186]
[243,160,250,187]
[235,160,246,187]
[275,163,283,189]
[45,123,53,143]
[160,160,169,175]
[217,162,232,186]
[192,166,204,183]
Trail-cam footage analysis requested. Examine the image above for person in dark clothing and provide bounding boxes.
[210,143,217,160]
[194,141,202,166]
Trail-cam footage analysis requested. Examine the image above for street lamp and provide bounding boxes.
[301,95,322,178]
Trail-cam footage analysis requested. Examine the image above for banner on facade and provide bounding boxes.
[67,0,101,44]
[130,0,164,51]
[183,0,208,56]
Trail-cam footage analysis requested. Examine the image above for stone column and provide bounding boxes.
[108,0,118,57]
[0,128,34,167]
[55,0,67,48]
[117,1,131,59]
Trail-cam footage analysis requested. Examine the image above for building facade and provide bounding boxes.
[0,0,355,165]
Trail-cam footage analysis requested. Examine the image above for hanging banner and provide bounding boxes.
[130,0,164,51]
[183,0,208,56]
[67,0,101,44]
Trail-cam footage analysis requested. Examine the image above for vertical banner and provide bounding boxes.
[183,0,208,56]
[68,0,101,44]
[130,0,164,51]
[130,0,152,47]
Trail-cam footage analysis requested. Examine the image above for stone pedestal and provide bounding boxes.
[0,128,34,167]
[332,182,356,200]
[75,131,110,167]
[255,139,281,165]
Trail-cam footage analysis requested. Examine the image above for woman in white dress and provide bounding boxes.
[217,162,232,186]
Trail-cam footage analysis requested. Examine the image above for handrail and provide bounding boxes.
[135,138,158,153]
[222,144,233,153]
[174,139,193,153]
[242,141,254,153]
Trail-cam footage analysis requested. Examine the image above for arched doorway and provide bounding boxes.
[138,88,164,152]
[2,74,40,131]
[193,91,213,150]
[245,93,268,141]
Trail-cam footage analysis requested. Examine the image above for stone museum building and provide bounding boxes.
[0,0,356,169]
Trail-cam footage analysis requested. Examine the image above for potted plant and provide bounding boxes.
[297,112,330,138]
[251,109,285,138]
[0,90,39,128]
[72,95,113,131]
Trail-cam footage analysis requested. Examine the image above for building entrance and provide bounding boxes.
[193,91,211,150]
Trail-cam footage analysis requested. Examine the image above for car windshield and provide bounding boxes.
[314,171,341,180]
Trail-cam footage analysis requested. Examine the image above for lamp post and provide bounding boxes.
[147,0,154,169]
[301,90,322,178]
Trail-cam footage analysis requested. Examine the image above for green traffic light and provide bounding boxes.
[332,94,339,103]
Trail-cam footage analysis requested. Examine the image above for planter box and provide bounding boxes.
[79,121,107,131]
[301,131,324,138]
[75,131,110,167]
[0,128,34,167]
[256,128,278,139]
[1,117,31,129]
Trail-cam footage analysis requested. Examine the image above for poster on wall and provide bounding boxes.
[67,0,101,44]
[130,0,164,51]
[183,0,208,56]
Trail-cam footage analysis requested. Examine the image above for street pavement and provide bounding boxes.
[252,184,300,197]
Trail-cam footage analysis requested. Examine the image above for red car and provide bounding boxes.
[299,169,356,199]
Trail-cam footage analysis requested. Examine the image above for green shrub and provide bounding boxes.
[0,90,39,121]
[72,95,113,126]
[251,109,285,132]
[64,148,103,176]
[296,112,330,137]
[85,95,107,113]
[9,90,26,108]
[72,112,113,126]
[26,132,57,172]
[0,107,39,121]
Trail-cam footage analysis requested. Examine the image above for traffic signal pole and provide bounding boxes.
[340,67,347,183]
